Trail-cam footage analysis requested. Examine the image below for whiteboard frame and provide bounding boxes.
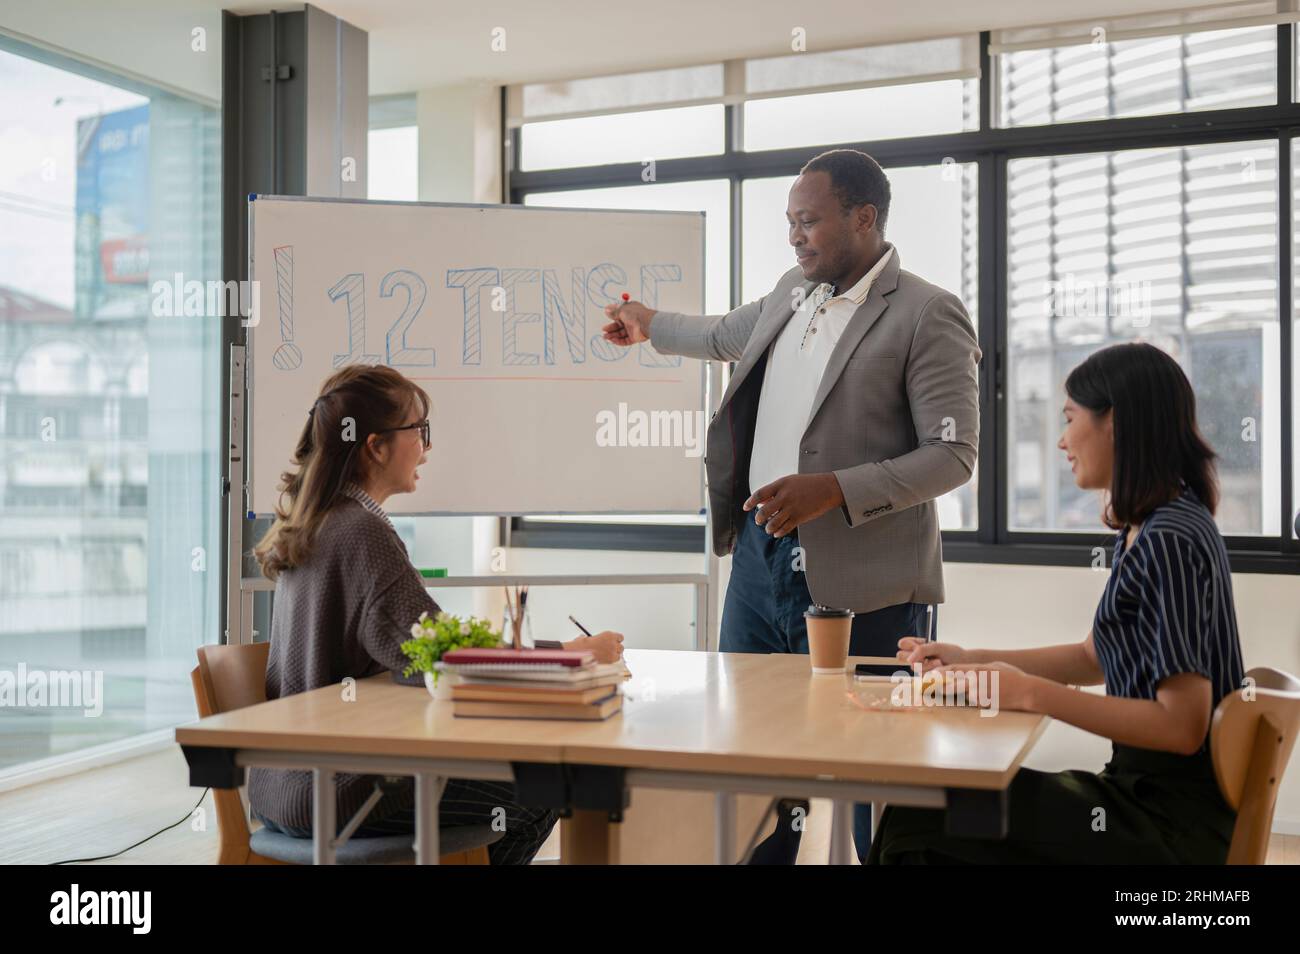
[246,193,708,517]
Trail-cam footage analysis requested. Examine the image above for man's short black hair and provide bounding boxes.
[800,149,891,236]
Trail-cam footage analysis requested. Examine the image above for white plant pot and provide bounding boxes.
[424,670,457,701]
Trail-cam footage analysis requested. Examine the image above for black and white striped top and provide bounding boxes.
[1091,488,1245,739]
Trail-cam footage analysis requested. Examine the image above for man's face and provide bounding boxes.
[786,171,873,285]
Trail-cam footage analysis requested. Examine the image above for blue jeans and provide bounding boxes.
[720,513,932,863]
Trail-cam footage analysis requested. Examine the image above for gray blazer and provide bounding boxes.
[648,247,980,613]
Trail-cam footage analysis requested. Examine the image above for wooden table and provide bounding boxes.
[176,648,1049,864]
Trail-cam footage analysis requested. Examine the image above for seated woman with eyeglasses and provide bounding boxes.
[248,364,624,863]
[868,342,1246,865]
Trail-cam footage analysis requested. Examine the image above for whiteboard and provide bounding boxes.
[247,196,706,515]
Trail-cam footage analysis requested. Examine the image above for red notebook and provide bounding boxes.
[441,648,593,667]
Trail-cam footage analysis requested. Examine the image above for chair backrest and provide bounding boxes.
[195,642,271,715]
[1210,666,1300,864]
[190,642,272,864]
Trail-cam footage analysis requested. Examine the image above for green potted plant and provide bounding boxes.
[401,610,501,700]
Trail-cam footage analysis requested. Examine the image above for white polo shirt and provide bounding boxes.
[748,247,894,495]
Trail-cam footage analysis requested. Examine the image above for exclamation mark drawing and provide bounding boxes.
[272,245,302,370]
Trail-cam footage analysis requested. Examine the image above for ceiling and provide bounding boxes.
[224,0,1233,95]
[0,0,1242,101]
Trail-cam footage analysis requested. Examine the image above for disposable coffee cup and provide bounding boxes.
[804,604,854,673]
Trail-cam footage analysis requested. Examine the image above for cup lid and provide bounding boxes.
[804,603,853,618]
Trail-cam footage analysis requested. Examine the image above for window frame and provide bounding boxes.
[507,27,1300,574]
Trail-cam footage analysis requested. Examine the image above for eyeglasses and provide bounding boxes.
[379,419,431,448]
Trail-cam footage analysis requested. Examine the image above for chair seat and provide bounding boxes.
[251,824,503,865]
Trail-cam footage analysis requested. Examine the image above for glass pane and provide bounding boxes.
[745,36,978,96]
[518,64,724,120]
[743,79,978,152]
[367,125,418,201]
[520,104,723,171]
[741,162,980,530]
[1007,141,1278,534]
[0,48,222,770]
[523,179,729,315]
[999,26,1275,128]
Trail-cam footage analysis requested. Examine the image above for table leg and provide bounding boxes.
[715,791,736,864]
[312,768,337,865]
[414,772,447,865]
[561,809,619,864]
[828,799,854,865]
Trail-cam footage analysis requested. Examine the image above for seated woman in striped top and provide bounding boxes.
[248,364,624,864]
[869,342,1245,865]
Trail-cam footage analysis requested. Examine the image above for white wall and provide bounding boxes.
[416,83,500,205]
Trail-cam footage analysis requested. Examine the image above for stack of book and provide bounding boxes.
[437,648,625,721]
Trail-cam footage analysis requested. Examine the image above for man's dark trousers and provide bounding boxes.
[719,513,930,864]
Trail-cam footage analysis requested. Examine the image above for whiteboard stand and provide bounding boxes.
[224,344,247,645]
[225,352,725,651]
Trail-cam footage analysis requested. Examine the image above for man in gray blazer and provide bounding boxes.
[602,149,980,862]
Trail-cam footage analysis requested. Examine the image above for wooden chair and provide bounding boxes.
[1211,666,1300,865]
[190,642,500,865]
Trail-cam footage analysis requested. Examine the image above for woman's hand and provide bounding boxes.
[932,660,1039,712]
[897,637,968,671]
[563,630,625,664]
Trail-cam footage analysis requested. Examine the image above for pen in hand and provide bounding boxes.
[568,615,631,676]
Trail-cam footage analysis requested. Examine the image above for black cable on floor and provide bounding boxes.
[48,788,211,865]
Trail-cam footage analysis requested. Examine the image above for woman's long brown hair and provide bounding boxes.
[1064,342,1218,529]
[254,365,429,580]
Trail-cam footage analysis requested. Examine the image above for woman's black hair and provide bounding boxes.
[1064,342,1218,529]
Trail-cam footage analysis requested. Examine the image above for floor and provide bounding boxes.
[2,746,1296,865]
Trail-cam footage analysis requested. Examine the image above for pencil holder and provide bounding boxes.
[502,602,533,650]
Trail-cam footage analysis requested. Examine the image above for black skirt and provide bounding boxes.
[866,743,1236,865]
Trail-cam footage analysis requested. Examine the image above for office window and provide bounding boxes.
[998,26,1275,128]
[520,105,725,172]
[368,94,418,202]
[1007,141,1278,535]
[741,162,979,530]
[0,44,221,771]
[743,35,979,150]
[744,80,978,152]
[523,179,730,315]
[367,126,418,201]
[368,94,418,201]
[512,21,1300,570]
